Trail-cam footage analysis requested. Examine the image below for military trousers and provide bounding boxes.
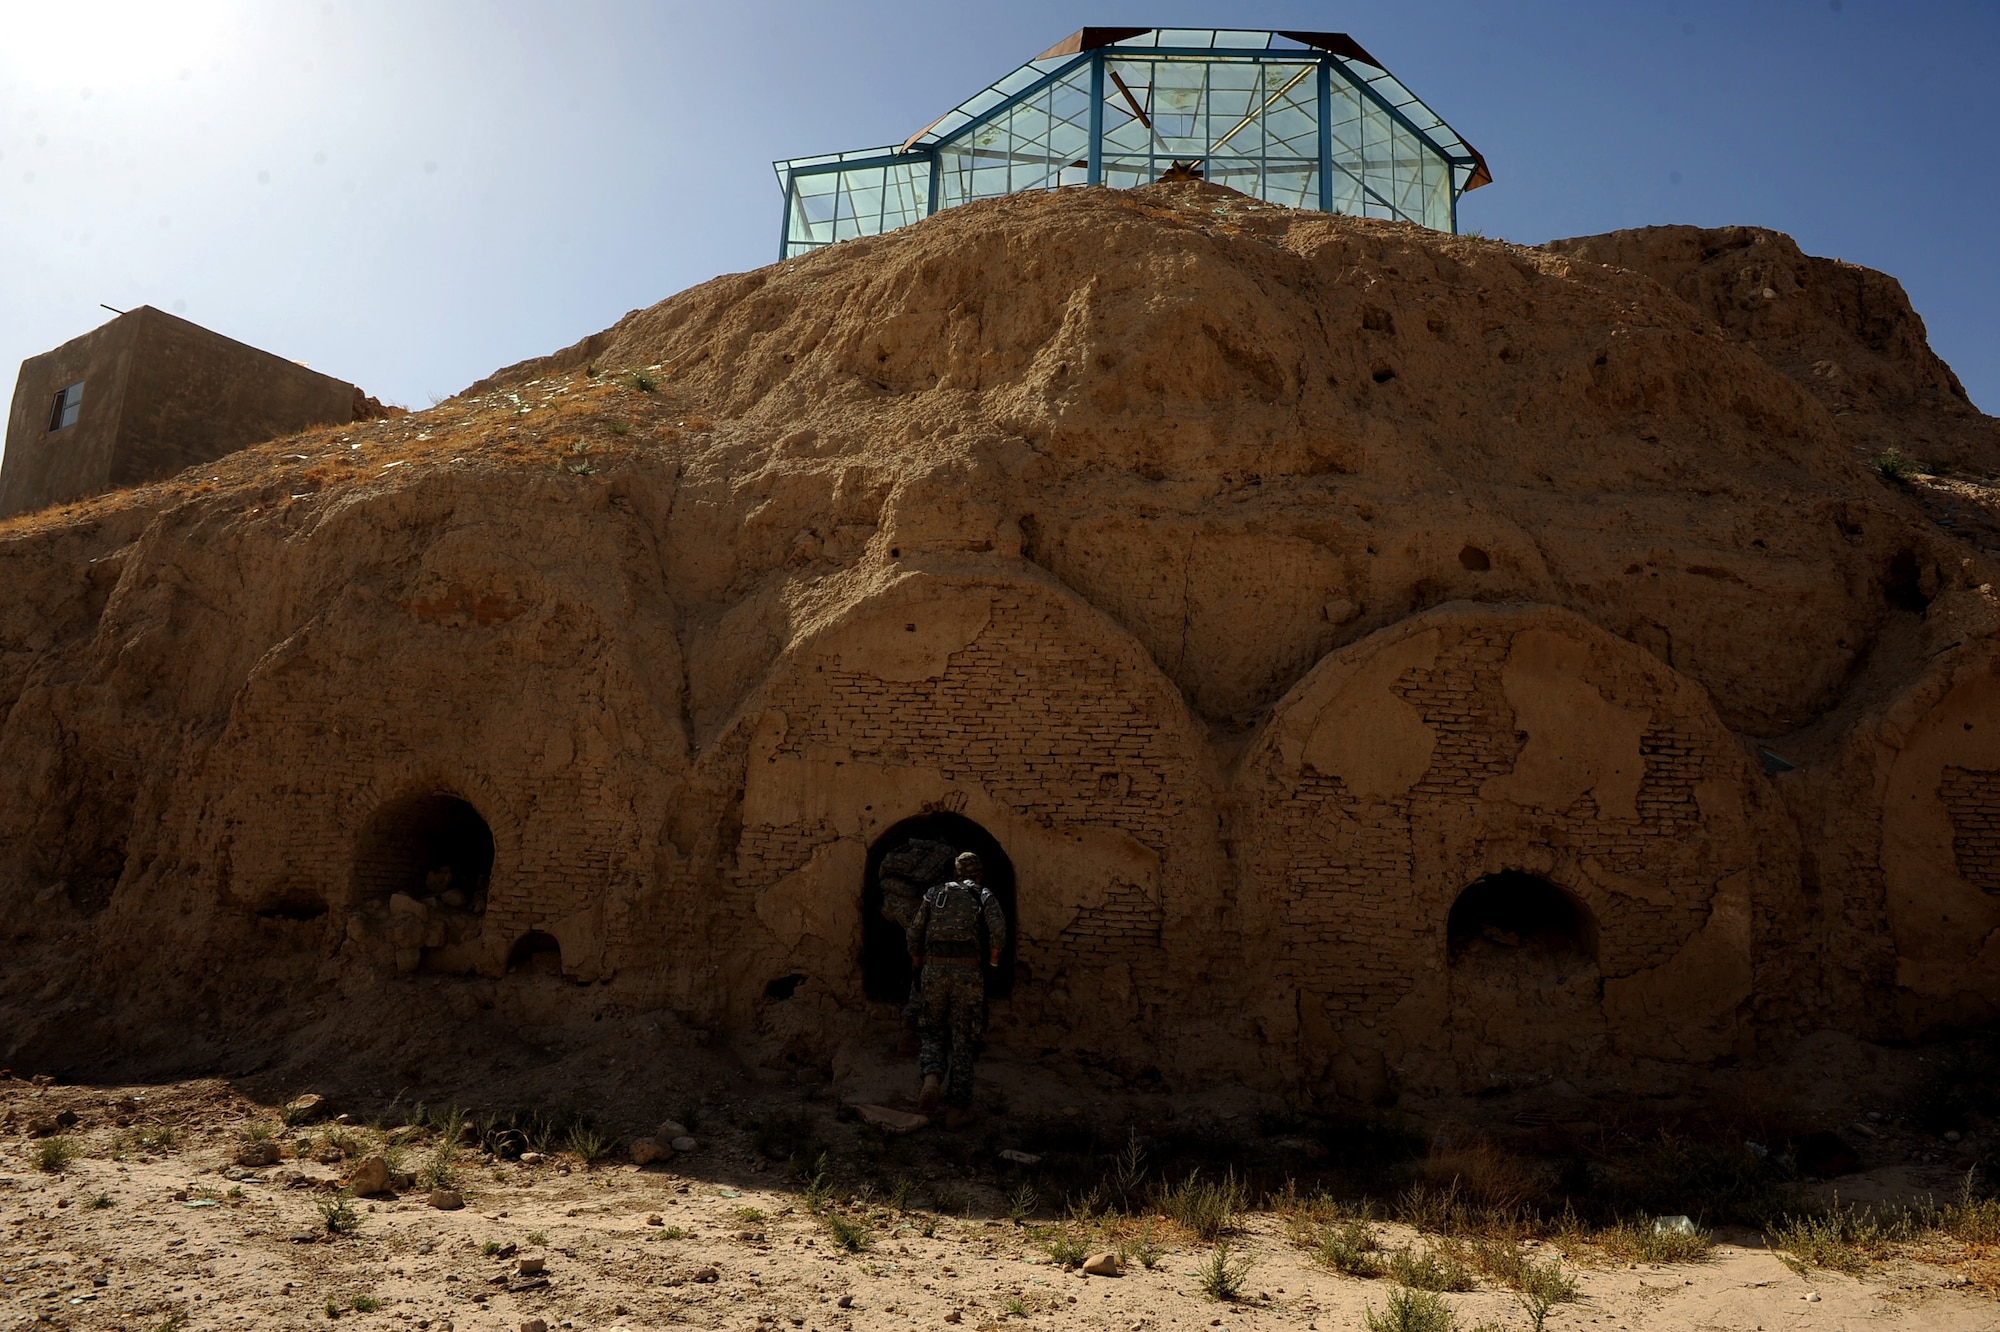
[917,961,986,1109]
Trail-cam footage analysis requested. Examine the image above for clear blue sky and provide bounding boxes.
[2,1,1995,439]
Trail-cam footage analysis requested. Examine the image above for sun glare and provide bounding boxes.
[1,0,236,90]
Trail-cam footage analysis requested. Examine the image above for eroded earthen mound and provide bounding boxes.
[2,182,1997,1104]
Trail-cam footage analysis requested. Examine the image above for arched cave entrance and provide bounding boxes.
[1444,871,1603,1087]
[507,930,563,976]
[352,792,495,909]
[1448,871,1596,962]
[861,813,1017,1004]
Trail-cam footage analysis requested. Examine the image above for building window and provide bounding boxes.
[47,381,84,433]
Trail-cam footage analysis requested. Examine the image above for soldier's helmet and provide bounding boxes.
[954,851,983,877]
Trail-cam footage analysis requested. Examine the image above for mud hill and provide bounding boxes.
[1,181,1997,1111]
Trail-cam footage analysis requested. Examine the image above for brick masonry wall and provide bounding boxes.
[1240,610,1762,1079]
[727,592,1210,1025]
[1940,765,2000,893]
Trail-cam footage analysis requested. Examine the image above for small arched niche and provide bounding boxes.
[506,930,563,976]
[1447,870,1597,965]
[352,792,495,910]
[1444,871,1604,1088]
[861,812,1017,1004]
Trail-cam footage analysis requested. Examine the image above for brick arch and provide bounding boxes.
[717,567,1219,1040]
[1237,601,1783,1094]
[1871,658,2000,1030]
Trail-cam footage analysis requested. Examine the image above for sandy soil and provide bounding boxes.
[2,1077,1992,1332]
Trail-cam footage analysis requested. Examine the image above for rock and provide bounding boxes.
[283,1093,326,1124]
[427,1188,464,1210]
[836,1295,853,1309]
[1794,1130,1858,1178]
[520,1321,548,1332]
[852,1104,930,1135]
[671,1136,698,1153]
[629,1136,671,1166]
[519,1151,545,1165]
[517,1256,545,1276]
[647,1213,664,1226]
[655,1119,690,1140]
[25,1116,59,1138]
[944,1312,962,1324]
[346,1156,393,1196]
[692,1266,719,1283]
[1082,1251,1122,1277]
[1944,1129,1963,1143]
[998,1149,1042,1165]
[236,1140,282,1167]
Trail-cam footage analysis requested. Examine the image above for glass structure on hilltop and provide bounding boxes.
[774,27,1491,259]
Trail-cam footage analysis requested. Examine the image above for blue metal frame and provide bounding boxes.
[775,36,1482,257]
[1316,58,1334,213]
[1087,53,1105,186]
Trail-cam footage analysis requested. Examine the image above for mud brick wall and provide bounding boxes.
[1239,610,1763,1059]
[731,594,1208,1010]
[1940,765,2000,893]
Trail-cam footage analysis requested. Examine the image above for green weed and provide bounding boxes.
[1386,1244,1475,1292]
[564,1123,613,1167]
[801,1153,834,1213]
[1038,1225,1088,1269]
[1595,1217,1714,1264]
[1124,1216,1164,1271]
[1316,1218,1384,1277]
[822,1210,873,1252]
[319,1192,362,1236]
[35,1136,79,1173]
[1766,1206,1886,1275]
[1514,1259,1578,1332]
[1366,1286,1456,1332]
[1157,1168,1244,1242]
[1872,448,1912,484]
[1199,1240,1254,1301]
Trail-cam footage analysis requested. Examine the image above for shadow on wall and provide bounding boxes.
[506,930,563,976]
[1446,871,1605,1088]
[350,792,496,974]
[353,793,494,909]
[861,812,1017,1003]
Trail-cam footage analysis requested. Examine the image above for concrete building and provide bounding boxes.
[0,306,367,519]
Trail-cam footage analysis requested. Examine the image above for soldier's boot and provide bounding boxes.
[944,1105,977,1131]
[918,1074,943,1114]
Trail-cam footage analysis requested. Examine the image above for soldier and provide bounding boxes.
[910,851,1007,1128]
[876,838,958,1051]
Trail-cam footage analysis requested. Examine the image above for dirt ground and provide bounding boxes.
[3,1069,1994,1332]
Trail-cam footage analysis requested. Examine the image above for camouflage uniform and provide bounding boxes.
[878,839,957,1028]
[912,877,1008,1109]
